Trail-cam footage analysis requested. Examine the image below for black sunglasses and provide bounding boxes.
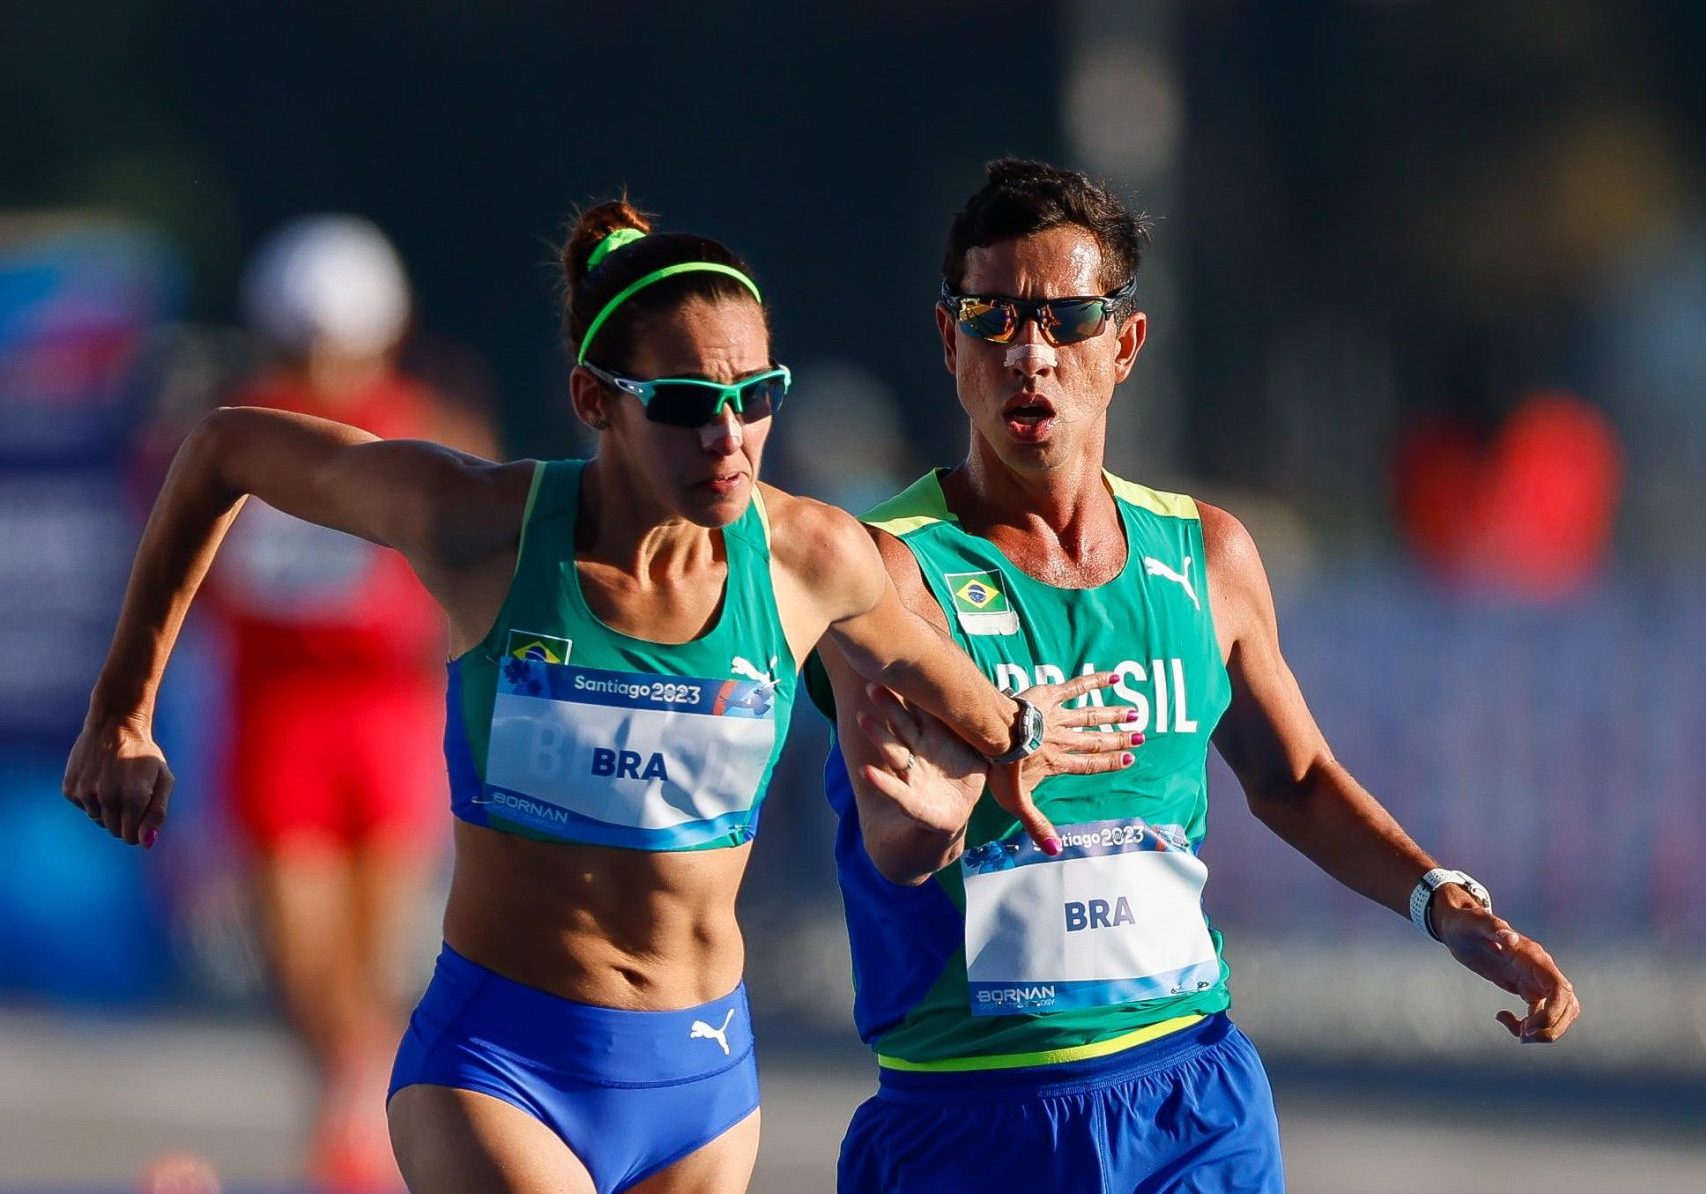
[940,278,1137,347]
[581,363,790,428]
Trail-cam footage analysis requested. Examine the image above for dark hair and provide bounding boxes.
[559,197,764,370]
[942,158,1151,295]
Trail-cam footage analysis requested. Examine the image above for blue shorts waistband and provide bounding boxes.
[412,943,753,1087]
[875,1013,1235,1102]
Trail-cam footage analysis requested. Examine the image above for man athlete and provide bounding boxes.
[812,159,1580,1192]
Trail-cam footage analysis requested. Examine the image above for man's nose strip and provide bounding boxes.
[1005,343,1057,371]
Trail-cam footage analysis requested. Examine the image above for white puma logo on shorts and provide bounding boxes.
[1143,555,1200,611]
[689,1008,736,1055]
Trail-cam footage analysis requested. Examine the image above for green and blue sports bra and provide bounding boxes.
[445,459,797,851]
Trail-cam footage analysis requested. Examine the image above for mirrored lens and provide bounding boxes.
[957,298,1018,344]
[953,295,1112,346]
[1042,298,1111,346]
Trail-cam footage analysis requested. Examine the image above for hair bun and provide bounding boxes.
[562,198,656,292]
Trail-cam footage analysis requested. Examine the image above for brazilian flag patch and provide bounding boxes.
[944,570,1019,636]
[505,629,572,664]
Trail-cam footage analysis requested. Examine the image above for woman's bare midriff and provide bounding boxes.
[441,820,750,1010]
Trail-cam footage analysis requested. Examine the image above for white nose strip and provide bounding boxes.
[1005,343,1057,372]
[702,418,743,450]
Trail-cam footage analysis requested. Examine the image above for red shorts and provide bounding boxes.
[229,672,447,854]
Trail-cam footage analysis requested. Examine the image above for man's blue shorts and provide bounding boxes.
[389,943,759,1194]
[839,1013,1283,1193]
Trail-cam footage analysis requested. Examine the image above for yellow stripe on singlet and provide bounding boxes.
[876,1013,1205,1073]
[751,484,771,543]
[1101,471,1200,520]
[517,460,547,550]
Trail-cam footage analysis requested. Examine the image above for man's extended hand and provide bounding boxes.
[1434,894,1581,1043]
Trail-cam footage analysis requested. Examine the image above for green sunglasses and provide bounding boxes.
[581,363,791,428]
[940,277,1138,347]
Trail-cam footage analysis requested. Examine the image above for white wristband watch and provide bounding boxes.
[1408,868,1492,941]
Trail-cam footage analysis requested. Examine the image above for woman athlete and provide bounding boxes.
[61,200,1141,1194]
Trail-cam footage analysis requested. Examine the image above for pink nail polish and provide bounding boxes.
[141,828,159,849]
[1043,836,1062,856]
[1121,752,1134,765]
[1129,733,1145,746]
[1124,709,1139,722]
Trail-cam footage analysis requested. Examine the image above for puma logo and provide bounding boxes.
[689,1008,736,1055]
[730,655,778,689]
[1143,556,1200,611]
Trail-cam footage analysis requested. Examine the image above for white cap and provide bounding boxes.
[240,215,410,356]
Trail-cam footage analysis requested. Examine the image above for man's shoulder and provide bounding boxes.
[1193,499,1263,585]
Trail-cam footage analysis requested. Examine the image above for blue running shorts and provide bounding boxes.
[389,944,759,1194]
[839,1013,1282,1193]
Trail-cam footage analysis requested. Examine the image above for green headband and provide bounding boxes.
[577,262,764,364]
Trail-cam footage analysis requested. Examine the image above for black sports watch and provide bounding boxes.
[987,697,1045,765]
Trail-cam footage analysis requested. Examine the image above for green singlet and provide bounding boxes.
[812,469,1233,1070]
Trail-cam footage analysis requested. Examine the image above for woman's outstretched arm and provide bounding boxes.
[63,406,524,846]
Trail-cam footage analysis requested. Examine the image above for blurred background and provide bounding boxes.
[2,0,1704,1190]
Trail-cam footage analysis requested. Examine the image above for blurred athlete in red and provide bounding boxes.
[210,216,492,1193]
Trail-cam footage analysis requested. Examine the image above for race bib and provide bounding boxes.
[480,657,777,839]
[962,817,1220,1016]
